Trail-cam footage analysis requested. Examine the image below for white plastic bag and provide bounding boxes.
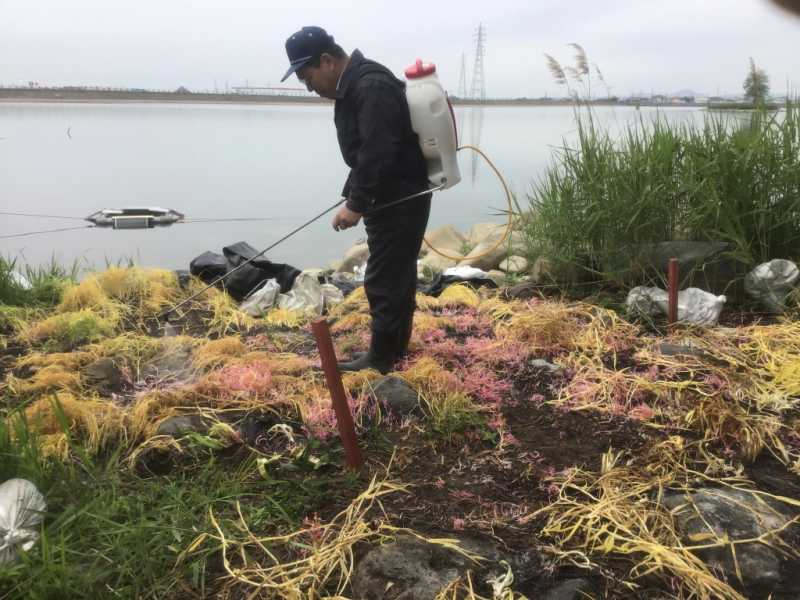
[277,273,325,315]
[240,279,280,317]
[10,271,32,290]
[442,265,490,280]
[0,478,46,564]
[627,286,726,326]
[744,259,799,313]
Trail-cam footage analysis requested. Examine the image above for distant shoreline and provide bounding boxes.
[0,87,710,108]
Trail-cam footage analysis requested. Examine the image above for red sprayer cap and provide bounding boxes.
[405,59,436,79]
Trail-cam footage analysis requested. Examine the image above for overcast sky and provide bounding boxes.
[1,0,798,98]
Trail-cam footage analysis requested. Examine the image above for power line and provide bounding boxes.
[0,211,85,221]
[0,225,95,239]
[181,217,282,223]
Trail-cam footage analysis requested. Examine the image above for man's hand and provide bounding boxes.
[332,206,362,231]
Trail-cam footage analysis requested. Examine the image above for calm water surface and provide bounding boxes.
[0,102,704,271]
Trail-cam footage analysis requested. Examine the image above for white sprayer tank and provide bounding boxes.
[404,59,461,190]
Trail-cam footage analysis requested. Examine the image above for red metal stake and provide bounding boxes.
[667,258,679,325]
[311,318,363,470]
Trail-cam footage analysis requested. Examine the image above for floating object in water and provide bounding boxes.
[85,207,185,230]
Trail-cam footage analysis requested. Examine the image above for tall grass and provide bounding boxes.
[523,105,800,284]
[0,256,78,307]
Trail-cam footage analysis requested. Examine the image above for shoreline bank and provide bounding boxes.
[0,87,710,109]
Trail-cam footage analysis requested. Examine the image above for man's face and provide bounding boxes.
[297,54,338,99]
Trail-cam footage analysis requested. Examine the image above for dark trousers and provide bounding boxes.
[363,194,432,343]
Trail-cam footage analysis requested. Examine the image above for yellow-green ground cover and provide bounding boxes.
[1,267,799,599]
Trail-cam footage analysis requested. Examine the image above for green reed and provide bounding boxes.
[522,104,800,284]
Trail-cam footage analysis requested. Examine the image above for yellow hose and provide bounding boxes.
[422,144,515,262]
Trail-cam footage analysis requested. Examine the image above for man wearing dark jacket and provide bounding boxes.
[280,26,431,374]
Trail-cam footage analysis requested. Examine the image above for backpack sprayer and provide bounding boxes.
[161,59,512,318]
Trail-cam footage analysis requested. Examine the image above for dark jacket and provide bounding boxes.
[335,50,429,214]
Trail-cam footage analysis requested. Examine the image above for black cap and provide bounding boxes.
[280,26,336,82]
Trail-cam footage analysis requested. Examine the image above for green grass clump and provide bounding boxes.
[523,105,800,284]
[0,256,77,307]
[21,310,117,351]
[0,414,343,599]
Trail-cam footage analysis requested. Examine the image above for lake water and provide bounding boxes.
[0,102,704,272]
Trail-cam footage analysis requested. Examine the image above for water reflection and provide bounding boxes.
[455,105,485,184]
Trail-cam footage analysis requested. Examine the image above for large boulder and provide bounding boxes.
[84,358,127,394]
[466,222,504,247]
[337,243,370,274]
[155,414,214,437]
[352,536,482,600]
[369,376,420,414]
[422,225,466,257]
[542,578,595,600]
[459,226,526,271]
[662,487,800,595]
[352,535,543,600]
[420,250,463,273]
[500,256,529,274]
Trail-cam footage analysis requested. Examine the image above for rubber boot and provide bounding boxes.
[338,329,396,375]
[394,314,414,360]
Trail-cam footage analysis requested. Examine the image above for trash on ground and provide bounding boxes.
[626,286,726,325]
[744,259,799,313]
[0,478,47,564]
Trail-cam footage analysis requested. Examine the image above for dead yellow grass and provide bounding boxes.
[437,284,480,309]
[192,337,247,370]
[265,307,308,328]
[202,288,258,336]
[6,364,82,395]
[15,350,95,371]
[21,392,125,459]
[402,357,463,399]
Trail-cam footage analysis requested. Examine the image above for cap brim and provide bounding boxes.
[280,56,312,82]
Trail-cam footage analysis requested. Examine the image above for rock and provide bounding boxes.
[499,256,529,274]
[501,281,540,300]
[459,226,526,271]
[174,269,193,288]
[487,270,507,287]
[352,535,542,600]
[458,239,507,271]
[656,342,708,360]
[370,376,420,414]
[84,358,127,394]
[420,250,463,272]
[155,414,214,437]
[337,243,370,274]
[662,487,800,594]
[467,222,504,247]
[423,225,466,257]
[542,578,595,600]
[531,257,554,284]
[352,536,478,600]
[529,359,562,373]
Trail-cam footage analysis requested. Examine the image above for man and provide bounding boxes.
[280,26,431,375]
